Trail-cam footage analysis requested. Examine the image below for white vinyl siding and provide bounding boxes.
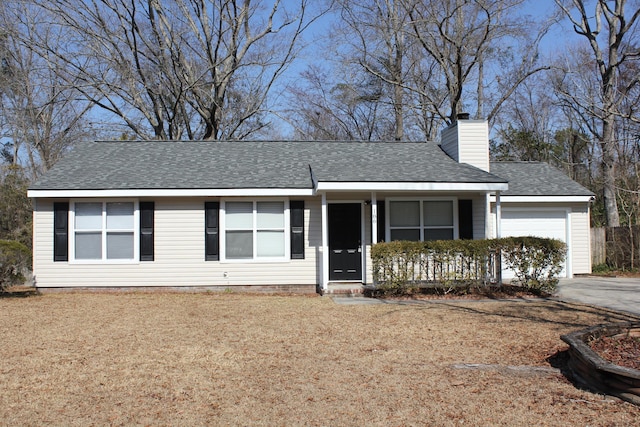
[570,204,591,275]
[472,194,487,239]
[440,126,459,161]
[32,195,592,288]
[32,198,319,288]
[440,120,490,172]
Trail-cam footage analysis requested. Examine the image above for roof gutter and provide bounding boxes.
[315,181,508,192]
[489,195,594,203]
[27,188,315,198]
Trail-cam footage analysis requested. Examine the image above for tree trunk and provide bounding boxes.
[393,47,404,141]
[601,115,620,226]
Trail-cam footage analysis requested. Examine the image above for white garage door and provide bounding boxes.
[500,209,569,278]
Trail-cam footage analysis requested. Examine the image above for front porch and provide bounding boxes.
[318,189,505,294]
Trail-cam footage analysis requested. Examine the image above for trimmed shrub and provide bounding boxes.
[371,237,566,296]
[496,236,566,294]
[370,240,424,295]
[371,239,497,295]
[0,240,31,291]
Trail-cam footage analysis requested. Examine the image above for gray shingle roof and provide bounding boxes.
[489,161,594,197]
[30,140,507,190]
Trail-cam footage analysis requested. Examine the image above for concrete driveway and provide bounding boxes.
[556,276,640,316]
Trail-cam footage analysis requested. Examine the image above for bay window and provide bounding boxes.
[388,199,456,241]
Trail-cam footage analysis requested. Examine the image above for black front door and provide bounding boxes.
[329,203,362,281]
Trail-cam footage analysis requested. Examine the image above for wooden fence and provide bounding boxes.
[591,227,606,266]
[591,226,640,269]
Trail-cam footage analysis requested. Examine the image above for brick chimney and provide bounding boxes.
[440,116,490,172]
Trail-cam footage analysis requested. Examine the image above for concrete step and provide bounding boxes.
[324,283,364,295]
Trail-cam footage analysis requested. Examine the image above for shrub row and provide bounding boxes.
[371,237,566,295]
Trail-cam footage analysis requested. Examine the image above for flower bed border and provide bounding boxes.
[561,323,640,405]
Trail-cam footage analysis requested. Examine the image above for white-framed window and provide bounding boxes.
[387,198,457,241]
[221,199,289,261]
[70,200,139,263]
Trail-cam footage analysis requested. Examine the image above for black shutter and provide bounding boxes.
[53,202,69,262]
[376,201,385,242]
[140,202,154,261]
[458,199,473,240]
[290,200,305,259]
[205,202,219,261]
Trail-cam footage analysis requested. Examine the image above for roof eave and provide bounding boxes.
[315,181,508,192]
[490,195,595,203]
[27,188,315,198]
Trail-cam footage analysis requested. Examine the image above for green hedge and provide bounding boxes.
[0,240,31,291]
[497,236,566,293]
[371,237,566,295]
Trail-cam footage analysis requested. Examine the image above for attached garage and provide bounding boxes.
[501,209,568,242]
[489,162,595,279]
[500,208,570,277]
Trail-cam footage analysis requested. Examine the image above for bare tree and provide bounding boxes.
[36,0,319,140]
[285,65,392,140]
[554,0,640,226]
[336,0,410,141]
[406,0,550,124]
[493,71,597,184]
[292,0,551,143]
[0,2,94,178]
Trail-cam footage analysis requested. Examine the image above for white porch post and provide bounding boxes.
[371,192,377,244]
[321,192,329,292]
[496,191,502,238]
[485,192,491,238]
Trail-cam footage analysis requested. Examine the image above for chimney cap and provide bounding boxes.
[457,112,470,120]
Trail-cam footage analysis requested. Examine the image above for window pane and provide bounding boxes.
[257,231,285,257]
[424,201,453,226]
[226,230,253,259]
[257,202,284,229]
[107,202,134,229]
[107,232,134,259]
[75,232,101,259]
[75,203,102,229]
[390,229,420,241]
[226,202,253,229]
[389,201,420,227]
[425,228,454,241]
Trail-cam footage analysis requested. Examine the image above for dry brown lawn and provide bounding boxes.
[1,292,639,426]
